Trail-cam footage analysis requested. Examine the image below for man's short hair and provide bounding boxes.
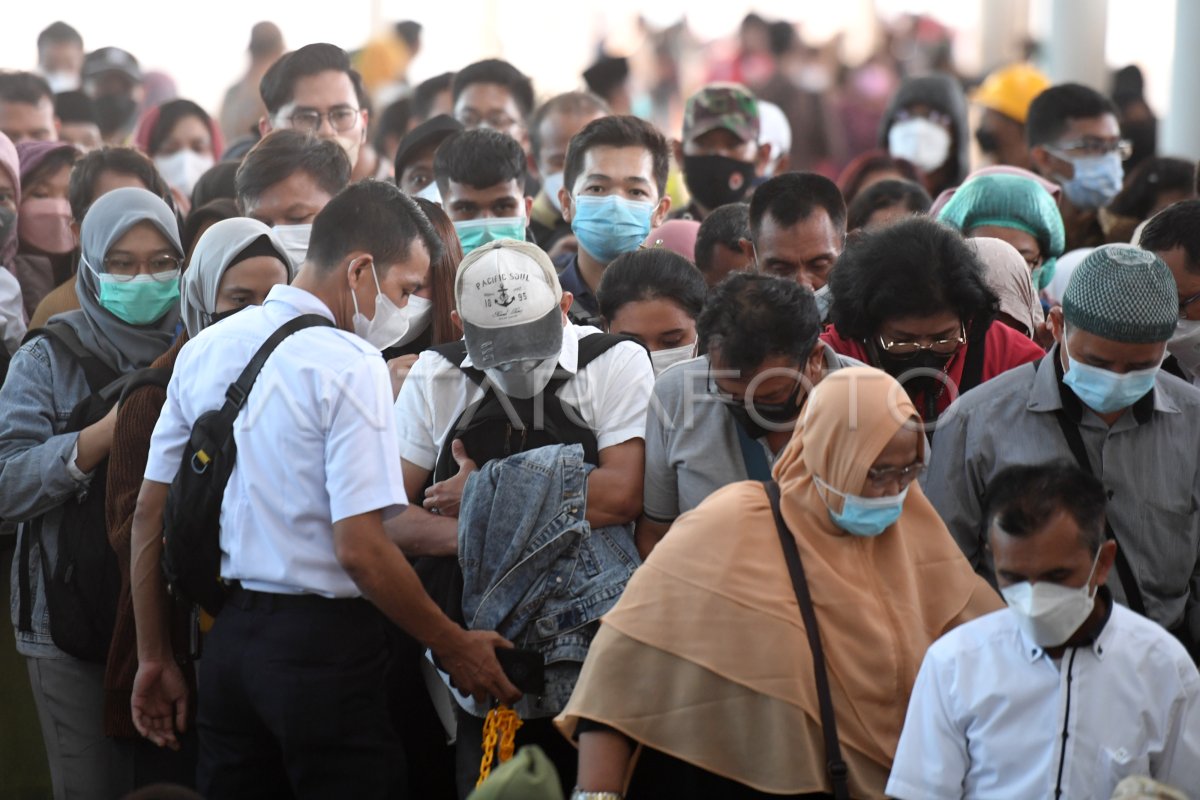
[984,462,1107,555]
[0,72,53,107]
[697,272,821,373]
[563,115,670,197]
[259,43,360,117]
[695,203,750,274]
[452,59,535,120]
[307,180,443,274]
[1026,83,1119,148]
[529,92,611,163]
[235,129,352,210]
[749,172,847,243]
[433,129,526,195]
[38,22,83,51]
[374,97,412,154]
[412,71,455,122]
[1139,199,1200,275]
[68,147,172,224]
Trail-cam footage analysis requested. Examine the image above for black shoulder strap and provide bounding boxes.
[958,319,990,395]
[430,340,488,388]
[118,365,173,405]
[222,313,334,412]
[763,480,850,800]
[28,323,119,392]
[575,332,642,370]
[1051,409,1147,615]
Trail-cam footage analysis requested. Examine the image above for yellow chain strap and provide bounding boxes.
[476,704,523,787]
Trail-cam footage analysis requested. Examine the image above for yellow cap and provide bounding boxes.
[972,63,1051,124]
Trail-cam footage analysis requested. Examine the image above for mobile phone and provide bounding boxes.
[496,647,545,695]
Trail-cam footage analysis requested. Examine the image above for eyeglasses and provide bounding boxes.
[102,255,181,279]
[282,107,361,134]
[706,361,804,404]
[1180,289,1200,319]
[866,461,926,489]
[877,324,966,358]
[1050,137,1134,161]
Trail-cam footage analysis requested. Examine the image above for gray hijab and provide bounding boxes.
[52,187,183,374]
[180,218,292,337]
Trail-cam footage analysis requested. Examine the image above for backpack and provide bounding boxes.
[416,332,635,622]
[160,314,333,616]
[16,324,134,661]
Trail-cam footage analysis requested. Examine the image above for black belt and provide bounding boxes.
[226,584,371,613]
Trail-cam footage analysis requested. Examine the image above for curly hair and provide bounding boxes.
[697,272,820,372]
[828,215,997,341]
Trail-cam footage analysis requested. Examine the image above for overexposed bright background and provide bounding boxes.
[0,0,1181,120]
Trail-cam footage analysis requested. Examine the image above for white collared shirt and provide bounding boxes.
[394,324,653,471]
[146,285,407,598]
[887,602,1200,800]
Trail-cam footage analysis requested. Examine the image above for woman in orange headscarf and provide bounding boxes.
[557,367,1002,799]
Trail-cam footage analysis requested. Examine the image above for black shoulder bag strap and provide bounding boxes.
[957,319,991,395]
[763,480,851,800]
[1051,409,1147,615]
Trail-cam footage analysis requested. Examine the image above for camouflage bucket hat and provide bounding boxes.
[684,83,760,143]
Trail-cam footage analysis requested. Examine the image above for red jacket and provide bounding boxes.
[820,321,1046,417]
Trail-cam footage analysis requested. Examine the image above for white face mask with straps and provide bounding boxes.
[350,259,411,349]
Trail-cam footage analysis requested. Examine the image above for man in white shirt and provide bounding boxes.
[888,462,1200,800]
[129,181,518,799]
[392,238,653,793]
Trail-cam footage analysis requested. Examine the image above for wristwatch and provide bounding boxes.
[570,792,623,800]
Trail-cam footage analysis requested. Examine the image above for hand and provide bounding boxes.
[435,629,521,705]
[422,439,476,518]
[131,659,189,750]
[387,354,420,399]
[547,235,579,261]
[1032,319,1055,350]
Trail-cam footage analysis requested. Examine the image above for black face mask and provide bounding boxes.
[209,306,246,326]
[873,348,956,403]
[94,94,138,135]
[974,128,999,155]
[723,379,805,440]
[683,154,756,210]
[0,207,15,246]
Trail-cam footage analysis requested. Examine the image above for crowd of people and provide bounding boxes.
[1,14,1199,800]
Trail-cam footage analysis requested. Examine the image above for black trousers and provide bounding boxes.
[454,707,577,799]
[196,589,405,799]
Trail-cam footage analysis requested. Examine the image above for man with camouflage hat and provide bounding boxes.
[670,83,770,222]
[925,244,1200,659]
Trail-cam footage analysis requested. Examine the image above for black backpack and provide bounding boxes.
[160,314,333,616]
[16,324,135,661]
[416,332,636,622]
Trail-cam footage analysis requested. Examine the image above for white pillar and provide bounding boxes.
[1162,0,1200,160]
[1045,0,1108,90]
[979,0,1030,72]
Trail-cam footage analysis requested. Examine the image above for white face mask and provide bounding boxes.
[350,260,411,349]
[154,150,214,198]
[542,172,565,214]
[389,294,433,349]
[888,117,952,173]
[1168,318,1200,381]
[1000,551,1101,648]
[43,70,79,94]
[649,342,696,376]
[273,224,312,271]
[414,181,442,205]
[484,356,559,399]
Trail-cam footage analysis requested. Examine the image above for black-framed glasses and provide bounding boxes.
[706,360,804,405]
[102,254,181,279]
[877,323,966,359]
[1050,137,1133,161]
[283,107,361,133]
[1180,290,1200,320]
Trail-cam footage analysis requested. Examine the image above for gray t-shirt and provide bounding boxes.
[643,344,856,522]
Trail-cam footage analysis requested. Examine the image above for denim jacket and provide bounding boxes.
[456,443,640,718]
[1,336,95,659]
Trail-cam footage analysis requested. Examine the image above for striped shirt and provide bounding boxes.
[924,347,1200,633]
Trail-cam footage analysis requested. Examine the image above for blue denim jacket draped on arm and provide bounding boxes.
[458,443,640,718]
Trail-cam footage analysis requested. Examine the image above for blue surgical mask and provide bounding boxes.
[1061,338,1159,414]
[1055,151,1123,210]
[571,195,655,264]
[453,216,525,255]
[93,265,181,326]
[813,474,908,537]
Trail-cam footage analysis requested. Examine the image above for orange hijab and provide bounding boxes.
[559,367,1001,796]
